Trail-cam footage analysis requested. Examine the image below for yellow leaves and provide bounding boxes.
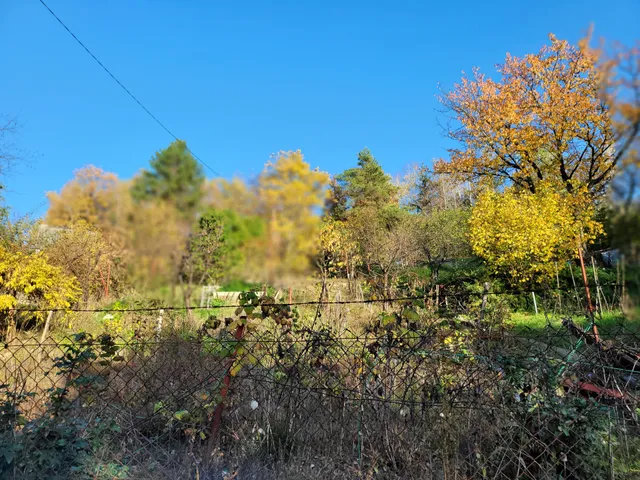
[45,222,119,300]
[318,218,361,275]
[258,150,331,279]
[0,294,16,310]
[0,246,81,314]
[230,360,242,377]
[205,177,260,216]
[469,188,601,285]
[46,166,120,228]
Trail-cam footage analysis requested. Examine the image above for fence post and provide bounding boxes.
[531,291,538,315]
[155,309,164,340]
[479,282,490,328]
[578,247,601,344]
[555,262,562,310]
[38,310,54,362]
[205,319,246,466]
[621,254,627,312]
[568,261,582,309]
[591,256,607,314]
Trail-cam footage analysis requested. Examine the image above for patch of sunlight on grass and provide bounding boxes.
[510,310,640,339]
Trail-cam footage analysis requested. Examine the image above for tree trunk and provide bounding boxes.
[383,270,390,310]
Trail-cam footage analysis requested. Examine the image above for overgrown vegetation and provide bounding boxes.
[0,31,639,479]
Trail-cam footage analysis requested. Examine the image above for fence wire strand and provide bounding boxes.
[1,291,639,479]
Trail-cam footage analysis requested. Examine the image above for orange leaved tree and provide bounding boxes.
[436,34,615,198]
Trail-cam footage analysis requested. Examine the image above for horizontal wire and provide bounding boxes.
[4,283,624,313]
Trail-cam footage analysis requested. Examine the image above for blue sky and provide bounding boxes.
[1,0,638,218]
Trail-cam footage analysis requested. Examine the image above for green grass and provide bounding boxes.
[510,310,640,338]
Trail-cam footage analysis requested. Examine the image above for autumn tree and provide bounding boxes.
[125,201,187,294]
[436,35,616,198]
[328,149,421,296]
[204,177,260,217]
[350,206,423,298]
[258,150,330,282]
[606,166,640,260]
[581,35,639,171]
[44,222,120,302]
[46,166,120,228]
[413,168,472,213]
[0,207,35,253]
[0,115,23,186]
[212,209,265,280]
[131,140,205,218]
[469,187,602,285]
[422,208,471,278]
[325,178,349,221]
[317,218,360,294]
[412,169,472,282]
[0,246,80,339]
[201,179,266,281]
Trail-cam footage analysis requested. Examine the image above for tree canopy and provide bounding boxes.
[131,140,205,217]
[258,150,330,281]
[469,187,602,285]
[46,166,119,227]
[336,148,398,211]
[436,35,615,198]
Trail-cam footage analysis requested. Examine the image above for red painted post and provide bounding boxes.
[205,320,246,465]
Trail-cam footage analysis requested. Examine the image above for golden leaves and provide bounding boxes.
[46,166,120,228]
[437,34,615,197]
[0,246,81,314]
[257,150,331,279]
[469,187,602,285]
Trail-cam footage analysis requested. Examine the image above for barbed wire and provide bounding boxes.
[3,283,623,313]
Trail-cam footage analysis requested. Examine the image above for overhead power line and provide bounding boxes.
[37,0,220,176]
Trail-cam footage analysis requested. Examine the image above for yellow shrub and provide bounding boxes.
[469,188,602,284]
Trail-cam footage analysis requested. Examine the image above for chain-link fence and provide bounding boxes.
[1,294,639,479]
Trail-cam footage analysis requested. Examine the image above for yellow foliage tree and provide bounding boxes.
[0,246,80,338]
[436,34,616,198]
[46,165,120,228]
[204,177,260,216]
[318,218,360,283]
[258,150,330,282]
[44,222,120,301]
[125,200,187,292]
[469,188,602,285]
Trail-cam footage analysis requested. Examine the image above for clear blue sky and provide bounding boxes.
[1,0,638,218]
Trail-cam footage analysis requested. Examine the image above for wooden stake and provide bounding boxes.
[479,282,490,327]
[591,257,608,314]
[555,262,561,310]
[578,247,600,344]
[568,261,581,309]
[38,311,54,362]
[205,320,246,466]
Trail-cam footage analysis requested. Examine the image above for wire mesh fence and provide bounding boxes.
[1,293,639,479]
